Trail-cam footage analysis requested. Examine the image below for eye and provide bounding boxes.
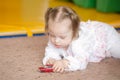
[48,33,55,37]
[60,36,66,39]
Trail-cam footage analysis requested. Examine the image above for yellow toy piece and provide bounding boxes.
[0,0,120,37]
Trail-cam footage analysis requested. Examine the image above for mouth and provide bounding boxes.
[54,45,61,48]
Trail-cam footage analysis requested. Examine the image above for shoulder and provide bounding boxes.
[80,20,112,27]
[80,20,114,33]
[71,32,92,54]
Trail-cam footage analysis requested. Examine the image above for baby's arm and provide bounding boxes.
[42,46,61,65]
[43,43,69,72]
[43,53,69,72]
[52,59,69,73]
[64,54,89,71]
[64,46,90,71]
[46,58,56,65]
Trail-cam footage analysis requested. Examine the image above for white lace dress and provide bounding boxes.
[43,20,120,71]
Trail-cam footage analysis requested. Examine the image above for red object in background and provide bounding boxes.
[39,64,53,73]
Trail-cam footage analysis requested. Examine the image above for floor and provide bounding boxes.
[0,35,120,80]
[0,1,120,80]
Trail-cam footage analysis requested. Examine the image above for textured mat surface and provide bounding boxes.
[0,36,120,80]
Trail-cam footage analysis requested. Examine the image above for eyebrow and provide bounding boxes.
[48,32,68,37]
[48,30,68,35]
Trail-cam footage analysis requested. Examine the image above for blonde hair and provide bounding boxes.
[45,6,80,38]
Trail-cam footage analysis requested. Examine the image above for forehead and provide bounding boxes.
[48,18,72,34]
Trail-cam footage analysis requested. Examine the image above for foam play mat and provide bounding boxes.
[0,0,120,37]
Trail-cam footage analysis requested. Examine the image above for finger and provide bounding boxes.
[48,61,52,65]
[52,65,56,72]
[60,68,64,73]
[55,66,63,73]
[53,66,58,72]
[56,67,61,72]
[49,59,55,64]
[46,61,50,65]
[46,60,53,65]
[53,65,60,72]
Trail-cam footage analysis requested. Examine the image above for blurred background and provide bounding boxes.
[0,0,120,38]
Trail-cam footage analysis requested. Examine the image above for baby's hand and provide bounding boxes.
[46,58,56,65]
[53,59,69,73]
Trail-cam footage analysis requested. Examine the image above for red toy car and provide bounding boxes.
[39,64,53,73]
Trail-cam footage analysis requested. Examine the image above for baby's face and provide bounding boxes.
[48,19,73,49]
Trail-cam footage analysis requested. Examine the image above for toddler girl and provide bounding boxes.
[42,6,120,73]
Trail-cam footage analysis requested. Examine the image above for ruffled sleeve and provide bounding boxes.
[64,35,91,71]
[64,50,90,71]
[42,41,61,65]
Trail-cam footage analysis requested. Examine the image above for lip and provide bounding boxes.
[54,45,61,48]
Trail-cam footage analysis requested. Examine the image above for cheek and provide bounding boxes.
[49,37,54,42]
[64,38,72,44]
[49,37,57,45]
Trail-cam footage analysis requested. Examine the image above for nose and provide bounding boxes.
[55,37,60,43]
